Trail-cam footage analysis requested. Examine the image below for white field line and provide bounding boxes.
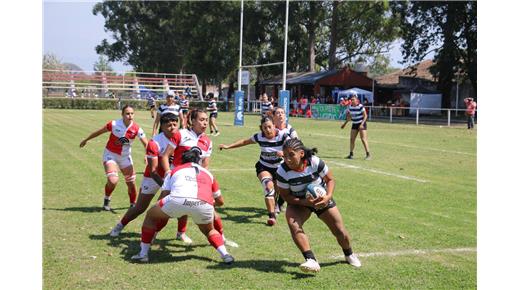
[311,132,476,156]
[327,160,429,183]
[331,247,476,260]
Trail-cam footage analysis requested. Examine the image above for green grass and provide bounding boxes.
[43,109,477,289]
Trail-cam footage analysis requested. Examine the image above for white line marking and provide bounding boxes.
[311,132,475,156]
[331,247,476,259]
[327,160,429,183]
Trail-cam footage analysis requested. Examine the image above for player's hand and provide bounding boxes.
[219,144,228,150]
[313,195,330,209]
[79,140,87,148]
[340,123,346,129]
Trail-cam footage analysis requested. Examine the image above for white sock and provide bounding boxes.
[117,222,124,228]
[216,245,229,257]
[140,242,150,256]
[222,234,226,241]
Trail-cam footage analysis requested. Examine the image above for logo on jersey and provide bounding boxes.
[117,137,130,145]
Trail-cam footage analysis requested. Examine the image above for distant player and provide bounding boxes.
[276,138,361,273]
[109,113,179,237]
[340,94,371,160]
[219,116,290,226]
[131,147,234,264]
[207,95,220,136]
[179,93,190,128]
[79,105,148,210]
[146,94,157,119]
[260,93,274,117]
[152,90,184,136]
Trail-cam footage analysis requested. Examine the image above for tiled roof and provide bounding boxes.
[376,59,436,85]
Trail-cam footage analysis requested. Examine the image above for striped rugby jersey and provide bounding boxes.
[207,100,217,113]
[346,103,365,124]
[261,101,273,116]
[179,99,189,110]
[158,103,181,116]
[276,155,328,198]
[278,123,298,139]
[250,130,289,168]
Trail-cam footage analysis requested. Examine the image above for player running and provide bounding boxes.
[146,94,157,119]
[179,93,190,128]
[276,138,361,273]
[79,105,148,210]
[131,147,234,264]
[260,93,274,117]
[219,116,290,226]
[152,90,184,136]
[109,113,179,237]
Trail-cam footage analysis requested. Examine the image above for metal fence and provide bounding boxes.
[244,100,476,127]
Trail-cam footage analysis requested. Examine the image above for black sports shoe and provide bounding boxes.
[346,154,354,159]
[103,198,111,211]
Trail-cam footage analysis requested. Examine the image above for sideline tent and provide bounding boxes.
[336,87,374,103]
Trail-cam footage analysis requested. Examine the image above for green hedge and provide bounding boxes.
[43,98,233,111]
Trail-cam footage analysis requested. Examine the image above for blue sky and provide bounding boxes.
[43,1,406,73]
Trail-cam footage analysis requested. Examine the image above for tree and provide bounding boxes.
[391,1,477,106]
[367,54,399,78]
[93,55,113,72]
[43,53,65,70]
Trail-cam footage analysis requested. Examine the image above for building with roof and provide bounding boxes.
[256,67,374,101]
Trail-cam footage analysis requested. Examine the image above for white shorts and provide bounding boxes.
[103,149,133,169]
[158,196,214,224]
[140,177,161,195]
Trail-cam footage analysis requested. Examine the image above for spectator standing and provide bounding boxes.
[464,97,477,130]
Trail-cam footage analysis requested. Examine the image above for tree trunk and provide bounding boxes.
[328,1,339,69]
[308,2,317,72]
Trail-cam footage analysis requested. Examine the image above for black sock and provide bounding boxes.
[277,197,285,207]
[366,152,370,156]
[268,212,276,219]
[343,247,353,256]
[349,152,353,156]
[302,250,316,260]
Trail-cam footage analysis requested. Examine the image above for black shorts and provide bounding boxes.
[210,112,218,119]
[181,109,189,115]
[304,198,337,216]
[255,161,278,177]
[149,105,156,109]
[352,122,367,131]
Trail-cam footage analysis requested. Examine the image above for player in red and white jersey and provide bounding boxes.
[79,105,148,211]
[109,113,179,237]
[131,147,234,264]
[160,109,238,247]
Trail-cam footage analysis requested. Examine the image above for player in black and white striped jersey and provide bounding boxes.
[276,138,361,273]
[219,116,290,226]
[179,93,190,128]
[153,90,185,136]
[340,94,370,160]
[260,93,274,117]
[207,96,220,136]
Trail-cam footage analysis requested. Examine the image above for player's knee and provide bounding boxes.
[106,171,119,185]
[261,177,275,198]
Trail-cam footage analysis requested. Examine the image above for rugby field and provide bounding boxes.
[43,109,476,289]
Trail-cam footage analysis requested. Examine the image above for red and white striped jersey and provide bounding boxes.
[104,119,145,156]
[168,129,212,167]
[143,133,171,178]
[162,162,221,205]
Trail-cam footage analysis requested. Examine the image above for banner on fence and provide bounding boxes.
[278,90,291,125]
[310,104,346,120]
[234,90,244,126]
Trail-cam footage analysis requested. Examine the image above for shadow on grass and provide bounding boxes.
[43,206,128,214]
[89,232,211,264]
[217,206,266,225]
[207,259,344,279]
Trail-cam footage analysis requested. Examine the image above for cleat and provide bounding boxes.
[224,239,239,248]
[222,254,234,264]
[267,217,277,226]
[131,253,149,263]
[109,223,124,237]
[345,254,362,268]
[103,199,111,211]
[299,258,320,273]
[345,154,354,160]
[176,232,193,244]
[130,203,136,208]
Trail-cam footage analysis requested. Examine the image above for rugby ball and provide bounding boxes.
[306,183,326,199]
